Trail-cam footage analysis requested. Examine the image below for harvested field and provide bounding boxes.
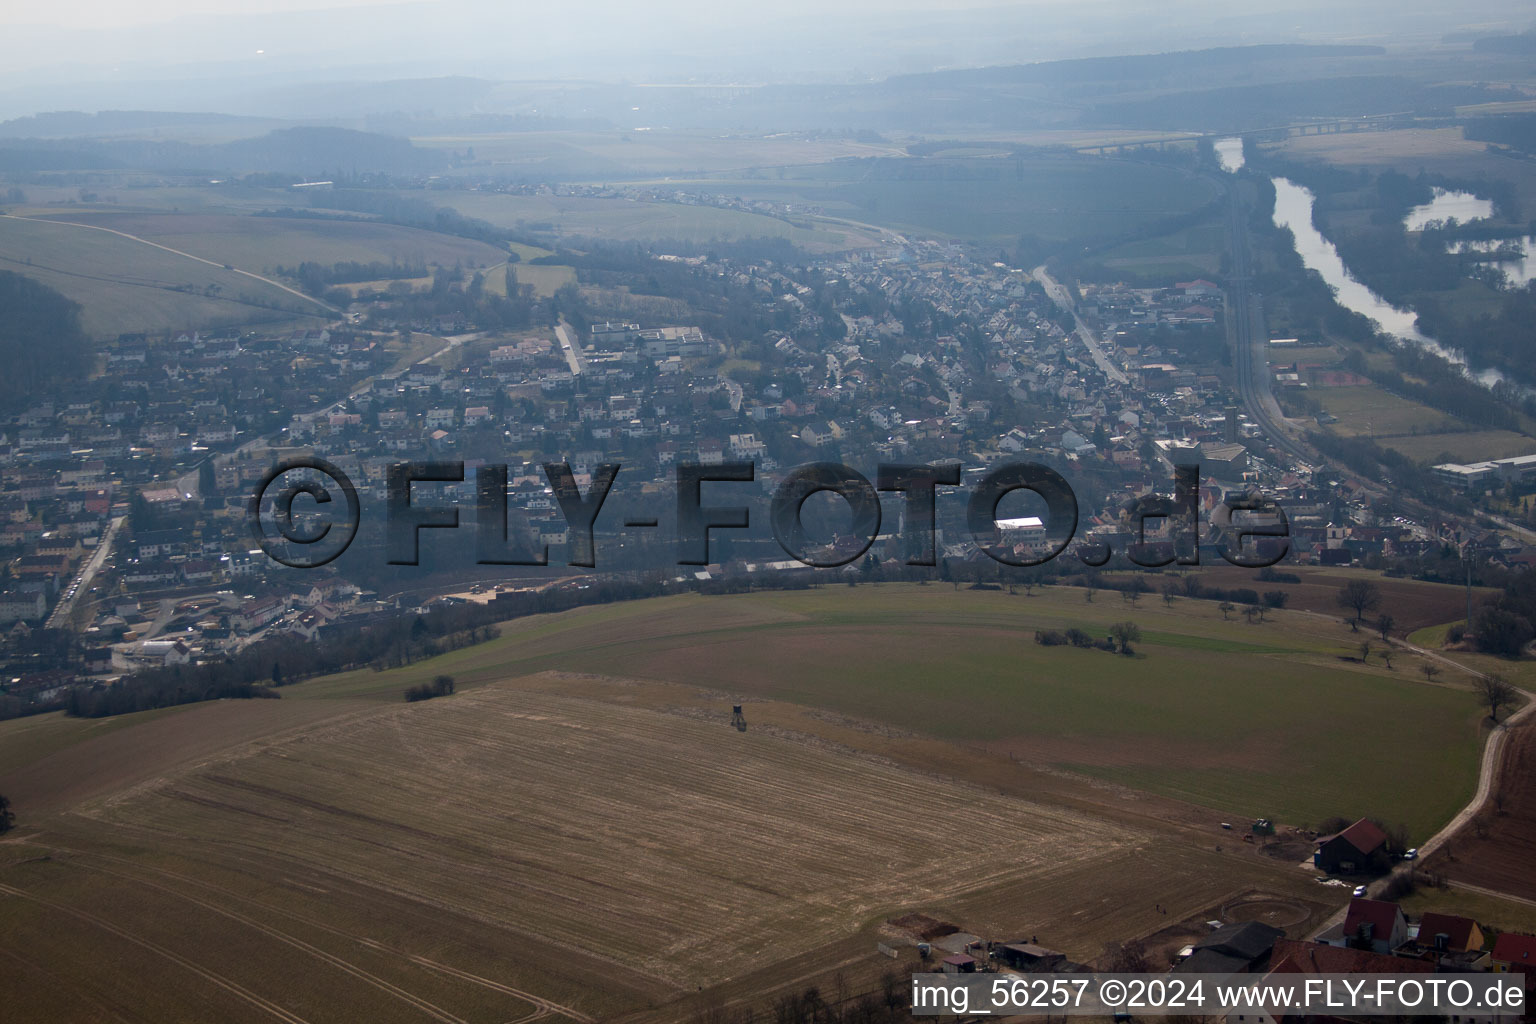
[1432,717,1536,902]
[77,687,1137,986]
[0,681,1294,1023]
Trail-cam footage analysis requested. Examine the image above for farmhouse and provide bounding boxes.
[1412,912,1484,955]
[1313,818,1390,874]
[1317,898,1408,955]
[1491,933,1536,973]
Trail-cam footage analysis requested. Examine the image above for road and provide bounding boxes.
[1220,177,1313,465]
[1031,265,1130,385]
[45,516,125,630]
[554,319,587,376]
[1,213,336,316]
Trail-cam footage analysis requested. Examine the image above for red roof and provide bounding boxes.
[1416,912,1480,952]
[1269,938,1431,975]
[1493,933,1536,965]
[1319,818,1388,857]
[1343,898,1403,941]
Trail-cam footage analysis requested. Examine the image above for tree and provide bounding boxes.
[1472,607,1535,657]
[1337,579,1381,631]
[1218,601,1234,620]
[0,792,12,834]
[1109,621,1142,655]
[198,459,219,498]
[1381,646,1394,670]
[1161,583,1177,607]
[1376,614,1395,642]
[1421,662,1441,682]
[1359,640,1372,662]
[1477,674,1520,722]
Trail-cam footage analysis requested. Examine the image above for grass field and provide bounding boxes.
[416,189,867,249]
[262,582,1488,840]
[1314,386,1463,438]
[1378,429,1536,463]
[1098,220,1228,282]
[35,212,508,278]
[511,262,577,297]
[0,214,326,336]
[665,155,1222,245]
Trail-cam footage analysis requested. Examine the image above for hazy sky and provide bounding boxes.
[0,0,1528,120]
[2,0,1035,31]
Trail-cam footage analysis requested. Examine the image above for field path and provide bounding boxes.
[0,880,314,1024]
[1,212,336,314]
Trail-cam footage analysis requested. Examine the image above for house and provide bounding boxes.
[1413,912,1484,955]
[1317,898,1408,955]
[1269,936,1432,976]
[1314,818,1390,874]
[136,639,192,666]
[0,589,46,625]
[1491,933,1536,974]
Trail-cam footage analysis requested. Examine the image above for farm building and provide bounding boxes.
[940,954,978,974]
[1313,818,1390,874]
[998,943,1065,972]
[1173,921,1283,974]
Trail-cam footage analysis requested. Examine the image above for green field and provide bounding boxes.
[35,211,509,278]
[0,214,328,336]
[1096,220,1228,282]
[273,584,1485,840]
[414,189,867,249]
[1316,385,1464,438]
[661,155,1222,245]
[1379,429,1536,463]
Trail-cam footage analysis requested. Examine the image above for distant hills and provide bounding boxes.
[0,126,444,177]
[885,44,1389,89]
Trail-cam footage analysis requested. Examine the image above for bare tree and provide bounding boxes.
[1218,601,1234,620]
[0,792,12,834]
[1381,646,1394,670]
[1338,579,1382,632]
[1421,662,1441,682]
[1477,674,1520,722]
[1359,640,1372,662]
[1162,583,1177,607]
[1110,621,1142,655]
[1376,614,1395,642]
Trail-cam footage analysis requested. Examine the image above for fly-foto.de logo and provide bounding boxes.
[248,458,1289,571]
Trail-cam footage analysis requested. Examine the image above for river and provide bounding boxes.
[1213,136,1503,387]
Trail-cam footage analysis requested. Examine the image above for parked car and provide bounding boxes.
[1352,885,1368,898]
